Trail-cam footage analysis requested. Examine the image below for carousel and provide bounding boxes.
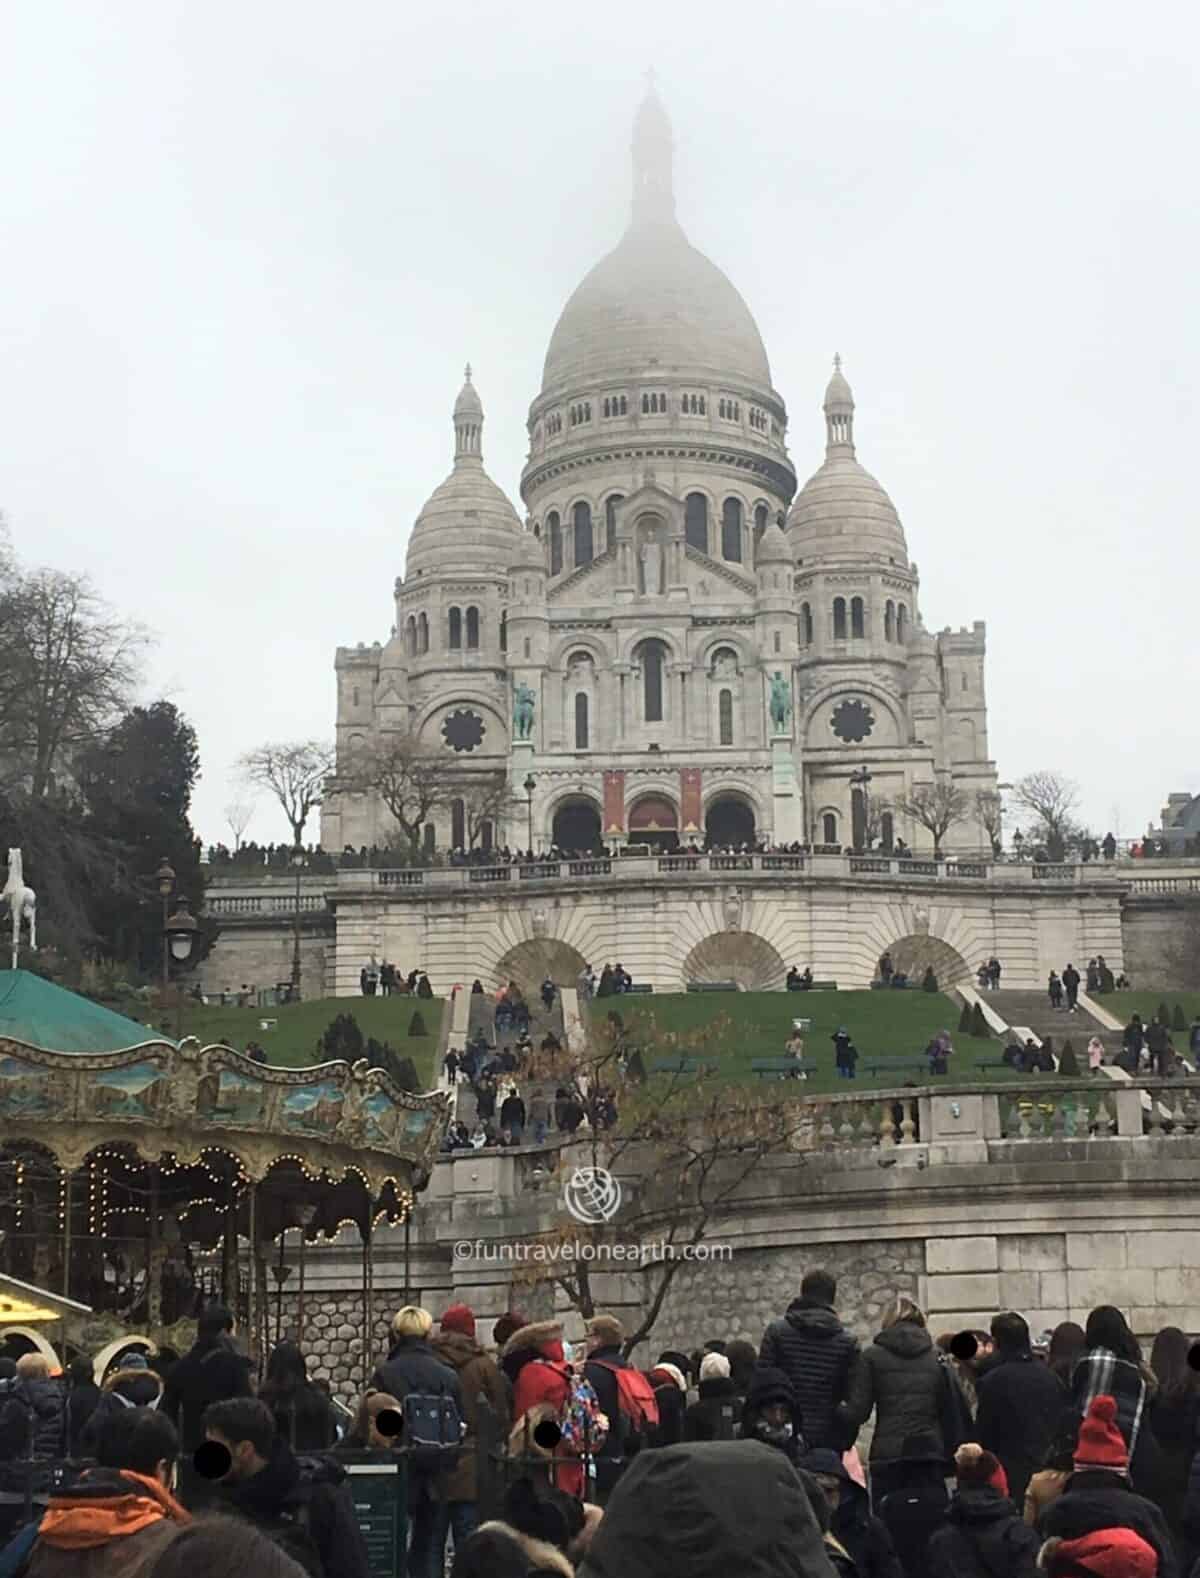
[0,960,449,1378]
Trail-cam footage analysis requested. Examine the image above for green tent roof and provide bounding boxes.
[0,971,170,1054]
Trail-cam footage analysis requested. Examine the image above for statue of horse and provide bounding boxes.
[3,848,37,967]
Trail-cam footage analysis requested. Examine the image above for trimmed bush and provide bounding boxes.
[1158,1001,1171,1027]
[1172,1003,1188,1032]
[1058,1041,1080,1076]
[922,968,939,993]
[416,974,433,1000]
[321,1012,363,1063]
[970,1001,990,1038]
[407,1010,428,1038]
[958,1001,973,1033]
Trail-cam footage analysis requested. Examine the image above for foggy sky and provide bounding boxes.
[3,0,1196,849]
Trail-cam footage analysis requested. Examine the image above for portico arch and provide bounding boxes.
[705,794,757,848]
[551,796,602,853]
[885,933,971,987]
[494,938,587,994]
[681,931,787,992]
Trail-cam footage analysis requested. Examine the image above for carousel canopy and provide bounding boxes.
[0,971,169,1054]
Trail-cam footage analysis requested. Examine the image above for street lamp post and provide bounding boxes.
[849,764,873,852]
[163,898,198,1039]
[155,858,176,994]
[523,775,536,853]
[290,847,306,1002]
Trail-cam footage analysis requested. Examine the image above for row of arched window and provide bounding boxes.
[682,393,707,415]
[602,395,628,418]
[446,605,481,650]
[543,392,775,437]
[641,391,667,414]
[718,398,741,421]
[404,605,507,657]
[546,496,626,575]
[547,412,562,436]
[569,402,591,426]
[685,493,743,563]
[540,492,784,577]
[749,407,767,432]
[796,598,909,645]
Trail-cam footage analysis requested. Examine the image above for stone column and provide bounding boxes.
[771,735,805,844]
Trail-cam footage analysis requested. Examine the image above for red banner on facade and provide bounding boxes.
[680,767,702,834]
[603,770,626,834]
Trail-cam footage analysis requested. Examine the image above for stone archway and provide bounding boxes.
[886,933,971,987]
[552,797,601,853]
[494,938,588,995]
[705,794,756,848]
[681,931,787,992]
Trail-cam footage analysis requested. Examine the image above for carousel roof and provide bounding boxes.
[0,971,169,1055]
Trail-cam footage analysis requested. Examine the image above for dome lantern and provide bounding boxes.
[632,70,675,228]
[453,363,484,464]
[824,353,855,456]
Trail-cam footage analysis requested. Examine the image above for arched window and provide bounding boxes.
[773,631,781,653]
[851,596,865,639]
[897,603,908,642]
[480,819,494,852]
[885,600,896,642]
[447,607,462,649]
[605,495,623,554]
[548,512,562,576]
[685,492,709,554]
[833,597,847,640]
[638,639,667,723]
[466,606,480,649]
[822,812,838,845]
[718,689,734,746]
[422,822,436,857]
[721,497,743,562]
[754,502,769,538]
[575,692,589,750]
[573,501,593,567]
[499,609,507,653]
[451,798,465,849]
[405,616,417,656]
[800,603,813,645]
[881,811,894,852]
[418,611,429,653]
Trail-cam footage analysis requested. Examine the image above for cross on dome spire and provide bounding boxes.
[823,354,855,456]
[632,74,675,228]
[453,364,484,465]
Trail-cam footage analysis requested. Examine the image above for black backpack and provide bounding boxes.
[263,1495,325,1578]
[399,1387,464,1474]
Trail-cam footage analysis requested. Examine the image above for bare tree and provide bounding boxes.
[1013,771,1082,862]
[975,789,1003,857]
[894,780,970,857]
[224,799,256,851]
[238,741,334,846]
[460,774,516,850]
[0,568,149,798]
[347,731,447,853]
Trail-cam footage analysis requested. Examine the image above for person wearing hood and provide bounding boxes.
[575,1439,838,1578]
[975,1311,1071,1507]
[741,1368,805,1464]
[160,1304,252,1455]
[64,1357,102,1460]
[645,1362,686,1448]
[258,1343,338,1453]
[0,1353,68,1540]
[844,1297,964,1499]
[502,1321,584,1499]
[432,1304,510,1559]
[1039,1527,1160,1577]
[81,1354,164,1455]
[758,1270,861,1451]
[22,1405,189,1578]
[1038,1395,1177,1578]
[925,1443,1040,1578]
[801,1448,903,1578]
[204,1397,370,1578]
[684,1355,739,1443]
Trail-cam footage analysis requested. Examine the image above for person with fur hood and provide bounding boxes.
[450,1475,601,1578]
[502,1321,586,1498]
[925,1443,1041,1577]
[431,1304,510,1557]
[1037,1527,1160,1577]
[81,1353,163,1454]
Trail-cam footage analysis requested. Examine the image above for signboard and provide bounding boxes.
[344,1454,407,1578]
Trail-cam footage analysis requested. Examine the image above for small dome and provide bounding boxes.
[510,527,545,571]
[824,356,854,411]
[756,521,791,567]
[787,454,908,566]
[405,372,521,579]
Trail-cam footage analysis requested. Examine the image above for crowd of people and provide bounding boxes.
[4,1283,1199,1577]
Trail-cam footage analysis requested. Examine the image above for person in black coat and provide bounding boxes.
[81,1352,165,1453]
[205,1397,370,1578]
[583,1315,639,1504]
[259,1341,338,1452]
[872,1432,951,1578]
[800,1448,903,1578]
[740,1367,804,1465]
[684,1354,740,1442]
[64,1357,101,1458]
[925,1444,1040,1578]
[975,1311,1071,1506]
[757,1269,860,1451]
[1039,1395,1178,1578]
[160,1304,253,1453]
[0,1353,67,1538]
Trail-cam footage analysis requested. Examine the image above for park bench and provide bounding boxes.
[687,980,739,993]
[623,983,654,994]
[787,980,838,992]
[650,1056,709,1076]
[865,1059,930,1079]
[751,1057,815,1080]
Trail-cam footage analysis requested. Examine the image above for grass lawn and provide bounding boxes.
[134,995,444,1085]
[1100,991,1200,1033]
[590,990,1014,1095]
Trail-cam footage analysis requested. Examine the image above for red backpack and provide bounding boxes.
[590,1361,660,1433]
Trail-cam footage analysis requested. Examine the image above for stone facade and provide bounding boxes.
[320,88,997,864]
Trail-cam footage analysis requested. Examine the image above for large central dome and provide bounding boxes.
[539,85,773,399]
[541,220,772,396]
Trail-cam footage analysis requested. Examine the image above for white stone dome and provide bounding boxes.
[405,372,521,579]
[510,525,545,571]
[756,520,792,566]
[541,220,772,396]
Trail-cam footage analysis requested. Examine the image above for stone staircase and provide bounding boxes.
[987,989,1103,1056]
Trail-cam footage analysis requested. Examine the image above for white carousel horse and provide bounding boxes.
[3,848,37,966]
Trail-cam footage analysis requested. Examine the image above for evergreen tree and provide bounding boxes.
[322,1012,364,1062]
[1172,1003,1188,1032]
[958,1001,973,1034]
[408,1010,428,1037]
[970,1001,990,1038]
[1058,1040,1080,1076]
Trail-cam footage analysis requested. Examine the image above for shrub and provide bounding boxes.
[1172,1003,1188,1032]
[922,968,938,992]
[970,1002,990,1038]
[1058,1040,1079,1076]
[416,975,433,1000]
[1158,1001,1171,1027]
[321,1012,363,1063]
[408,1011,428,1038]
[958,1001,973,1033]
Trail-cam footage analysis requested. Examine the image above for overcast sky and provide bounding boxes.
[3,0,1196,848]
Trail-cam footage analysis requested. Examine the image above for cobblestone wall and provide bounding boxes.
[648,1239,924,1355]
[275,1291,393,1403]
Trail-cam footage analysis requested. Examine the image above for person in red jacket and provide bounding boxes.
[501,1321,583,1498]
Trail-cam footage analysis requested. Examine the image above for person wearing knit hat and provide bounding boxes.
[493,1310,528,1350]
[1039,1528,1159,1578]
[684,1354,739,1444]
[430,1303,508,1571]
[1038,1398,1176,1578]
[925,1442,1041,1577]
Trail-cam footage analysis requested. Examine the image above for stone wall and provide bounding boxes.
[1121,897,1199,988]
[193,926,333,1002]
